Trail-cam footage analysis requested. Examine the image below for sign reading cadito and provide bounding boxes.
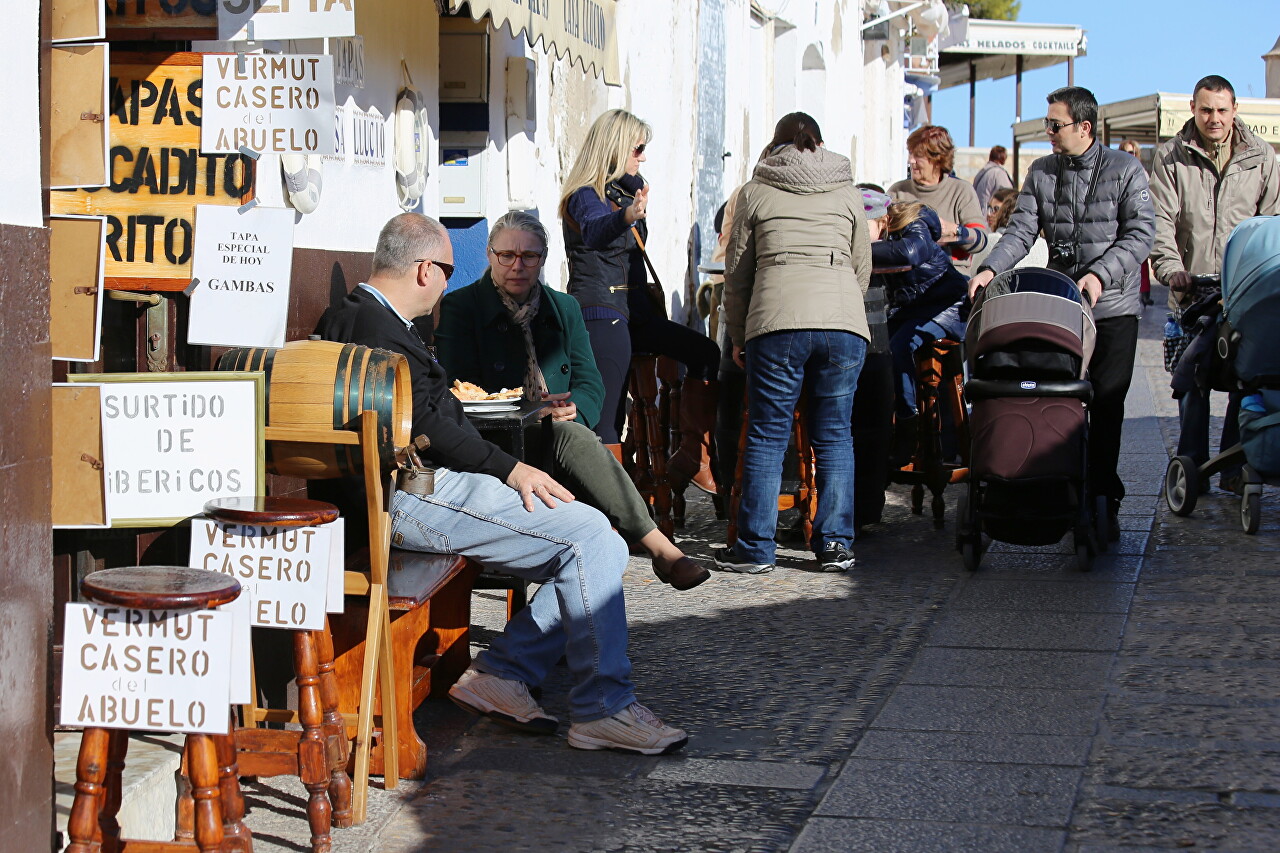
[50,53,254,291]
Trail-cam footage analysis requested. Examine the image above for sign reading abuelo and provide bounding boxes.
[202,54,336,155]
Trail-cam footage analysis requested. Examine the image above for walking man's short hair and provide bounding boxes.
[1193,75,1236,103]
[988,145,1007,164]
[1047,86,1099,137]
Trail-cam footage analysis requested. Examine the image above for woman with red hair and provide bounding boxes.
[889,125,989,275]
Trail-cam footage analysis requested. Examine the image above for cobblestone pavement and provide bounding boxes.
[241,293,1280,852]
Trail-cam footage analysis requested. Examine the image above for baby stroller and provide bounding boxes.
[1165,215,1280,534]
[956,268,1106,571]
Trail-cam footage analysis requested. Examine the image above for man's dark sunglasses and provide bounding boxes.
[413,258,454,281]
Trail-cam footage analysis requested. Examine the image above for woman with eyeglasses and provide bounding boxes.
[560,109,722,494]
[435,211,710,590]
[889,125,989,275]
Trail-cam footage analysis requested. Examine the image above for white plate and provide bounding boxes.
[456,396,522,407]
[464,403,520,413]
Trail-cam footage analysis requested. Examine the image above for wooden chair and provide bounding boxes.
[626,353,675,538]
[726,394,818,547]
[65,566,251,853]
[890,338,971,528]
[202,496,353,853]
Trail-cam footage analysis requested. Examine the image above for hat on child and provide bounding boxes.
[862,189,891,221]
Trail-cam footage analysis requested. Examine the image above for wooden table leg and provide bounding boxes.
[316,620,354,828]
[187,734,227,853]
[295,630,334,853]
[215,727,253,853]
[65,727,110,853]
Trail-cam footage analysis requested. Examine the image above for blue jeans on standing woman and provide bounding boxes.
[735,329,867,565]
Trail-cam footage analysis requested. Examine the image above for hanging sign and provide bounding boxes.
[218,0,356,41]
[333,36,364,88]
[202,54,336,156]
[60,603,234,734]
[106,0,217,41]
[187,204,295,348]
[190,518,331,630]
[69,372,265,527]
[219,592,253,704]
[50,52,255,292]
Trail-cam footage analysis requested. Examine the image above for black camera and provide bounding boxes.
[1048,241,1078,266]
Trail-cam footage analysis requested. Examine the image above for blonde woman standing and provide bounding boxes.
[560,109,721,493]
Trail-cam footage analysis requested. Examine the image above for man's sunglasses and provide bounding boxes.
[413,258,454,281]
[1043,118,1082,134]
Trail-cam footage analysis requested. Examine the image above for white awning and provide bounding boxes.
[939,19,1086,90]
[449,0,620,86]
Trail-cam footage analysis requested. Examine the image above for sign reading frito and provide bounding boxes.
[49,53,255,291]
[202,54,336,156]
[190,518,331,630]
[60,603,234,735]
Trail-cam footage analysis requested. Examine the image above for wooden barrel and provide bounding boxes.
[217,339,411,479]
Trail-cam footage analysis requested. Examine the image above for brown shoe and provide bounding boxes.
[652,555,711,590]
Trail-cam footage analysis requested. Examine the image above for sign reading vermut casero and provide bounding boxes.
[218,0,356,41]
[60,603,234,734]
[188,204,295,348]
[50,53,254,291]
[190,518,331,630]
[70,372,264,526]
[201,54,336,156]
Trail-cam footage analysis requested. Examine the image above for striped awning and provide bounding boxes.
[449,0,619,86]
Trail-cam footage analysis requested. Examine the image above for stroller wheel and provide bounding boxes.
[1242,491,1262,535]
[1164,456,1200,516]
[961,538,981,572]
[1094,495,1110,553]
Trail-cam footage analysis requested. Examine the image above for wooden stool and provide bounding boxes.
[203,496,353,853]
[626,353,675,538]
[66,566,251,853]
[727,393,818,547]
[890,338,971,527]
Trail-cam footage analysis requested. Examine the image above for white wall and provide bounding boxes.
[1,2,43,228]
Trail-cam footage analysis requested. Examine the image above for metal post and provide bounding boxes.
[1068,55,1074,87]
[926,94,932,125]
[1013,140,1021,187]
[969,61,976,147]
[1014,54,1024,186]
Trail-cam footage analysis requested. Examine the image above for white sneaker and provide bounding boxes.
[568,703,688,755]
[448,668,558,734]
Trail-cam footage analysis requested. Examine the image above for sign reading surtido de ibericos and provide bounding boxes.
[201,54,336,156]
[60,603,235,734]
[50,53,255,291]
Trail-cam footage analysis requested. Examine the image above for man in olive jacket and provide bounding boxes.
[970,86,1156,534]
[1149,75,1280,490]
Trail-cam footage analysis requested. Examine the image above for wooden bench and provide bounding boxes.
[329,548,479,779]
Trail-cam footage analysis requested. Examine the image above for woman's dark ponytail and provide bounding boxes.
[762,112,823,159]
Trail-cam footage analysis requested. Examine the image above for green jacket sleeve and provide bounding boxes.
[434,287,483,387]
[554,291,606,429]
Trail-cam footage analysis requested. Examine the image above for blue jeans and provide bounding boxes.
[390,469,634,722]
[736,329,867,563]
[889,301,966,420]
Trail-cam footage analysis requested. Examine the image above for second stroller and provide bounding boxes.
[957,268,1107,571]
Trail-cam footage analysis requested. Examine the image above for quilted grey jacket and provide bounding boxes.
[724,145,871,345]
[980,141,1155,320]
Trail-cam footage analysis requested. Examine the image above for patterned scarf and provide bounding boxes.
[493,275,548,402]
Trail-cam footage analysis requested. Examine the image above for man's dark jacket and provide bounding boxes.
[317,285,518,480]
[980,140,1155,321]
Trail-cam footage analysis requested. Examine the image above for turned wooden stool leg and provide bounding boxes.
[187,734,227,853]
[96,728,128,851]
[627,370,655,503]
[175,743,195,841]
[633,360,674,538]
[214,729,253,852]
[66,727,111,853]
[294,630,334,853]
[793,409,817,547]
[315,619,354,828]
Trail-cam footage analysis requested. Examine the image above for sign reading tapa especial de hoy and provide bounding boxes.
[218,0,356,41]
[73,373,264,526]
[190,518,331,630]
[60,603,234,734]
[50,53,254,290]
[202,54,336,156]
[188,204,294,348]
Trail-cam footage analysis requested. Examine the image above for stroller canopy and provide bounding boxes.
[1222,216,1280,383]
[967,268,1097,379]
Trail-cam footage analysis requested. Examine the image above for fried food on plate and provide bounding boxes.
[450,380,522,401]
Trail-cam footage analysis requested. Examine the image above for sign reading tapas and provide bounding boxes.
[202,54,336,156]
[218,0,356,41]
[191,518,331,630]
[60,603,234,734]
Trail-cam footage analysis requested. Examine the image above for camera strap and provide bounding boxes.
[1053,146,1104,267]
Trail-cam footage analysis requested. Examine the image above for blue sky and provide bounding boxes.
[931,0,1280,149]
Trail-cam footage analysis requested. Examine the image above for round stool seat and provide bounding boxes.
[203,495,340,527]
[80,566,241,610]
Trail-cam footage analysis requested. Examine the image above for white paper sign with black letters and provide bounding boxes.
[191,517,331,630]
[188,204,294,349]
[201,54,336,156]
[60,603,234,735]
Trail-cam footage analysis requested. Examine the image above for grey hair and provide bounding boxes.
[488,210,549,255]
[371,213,448,276]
